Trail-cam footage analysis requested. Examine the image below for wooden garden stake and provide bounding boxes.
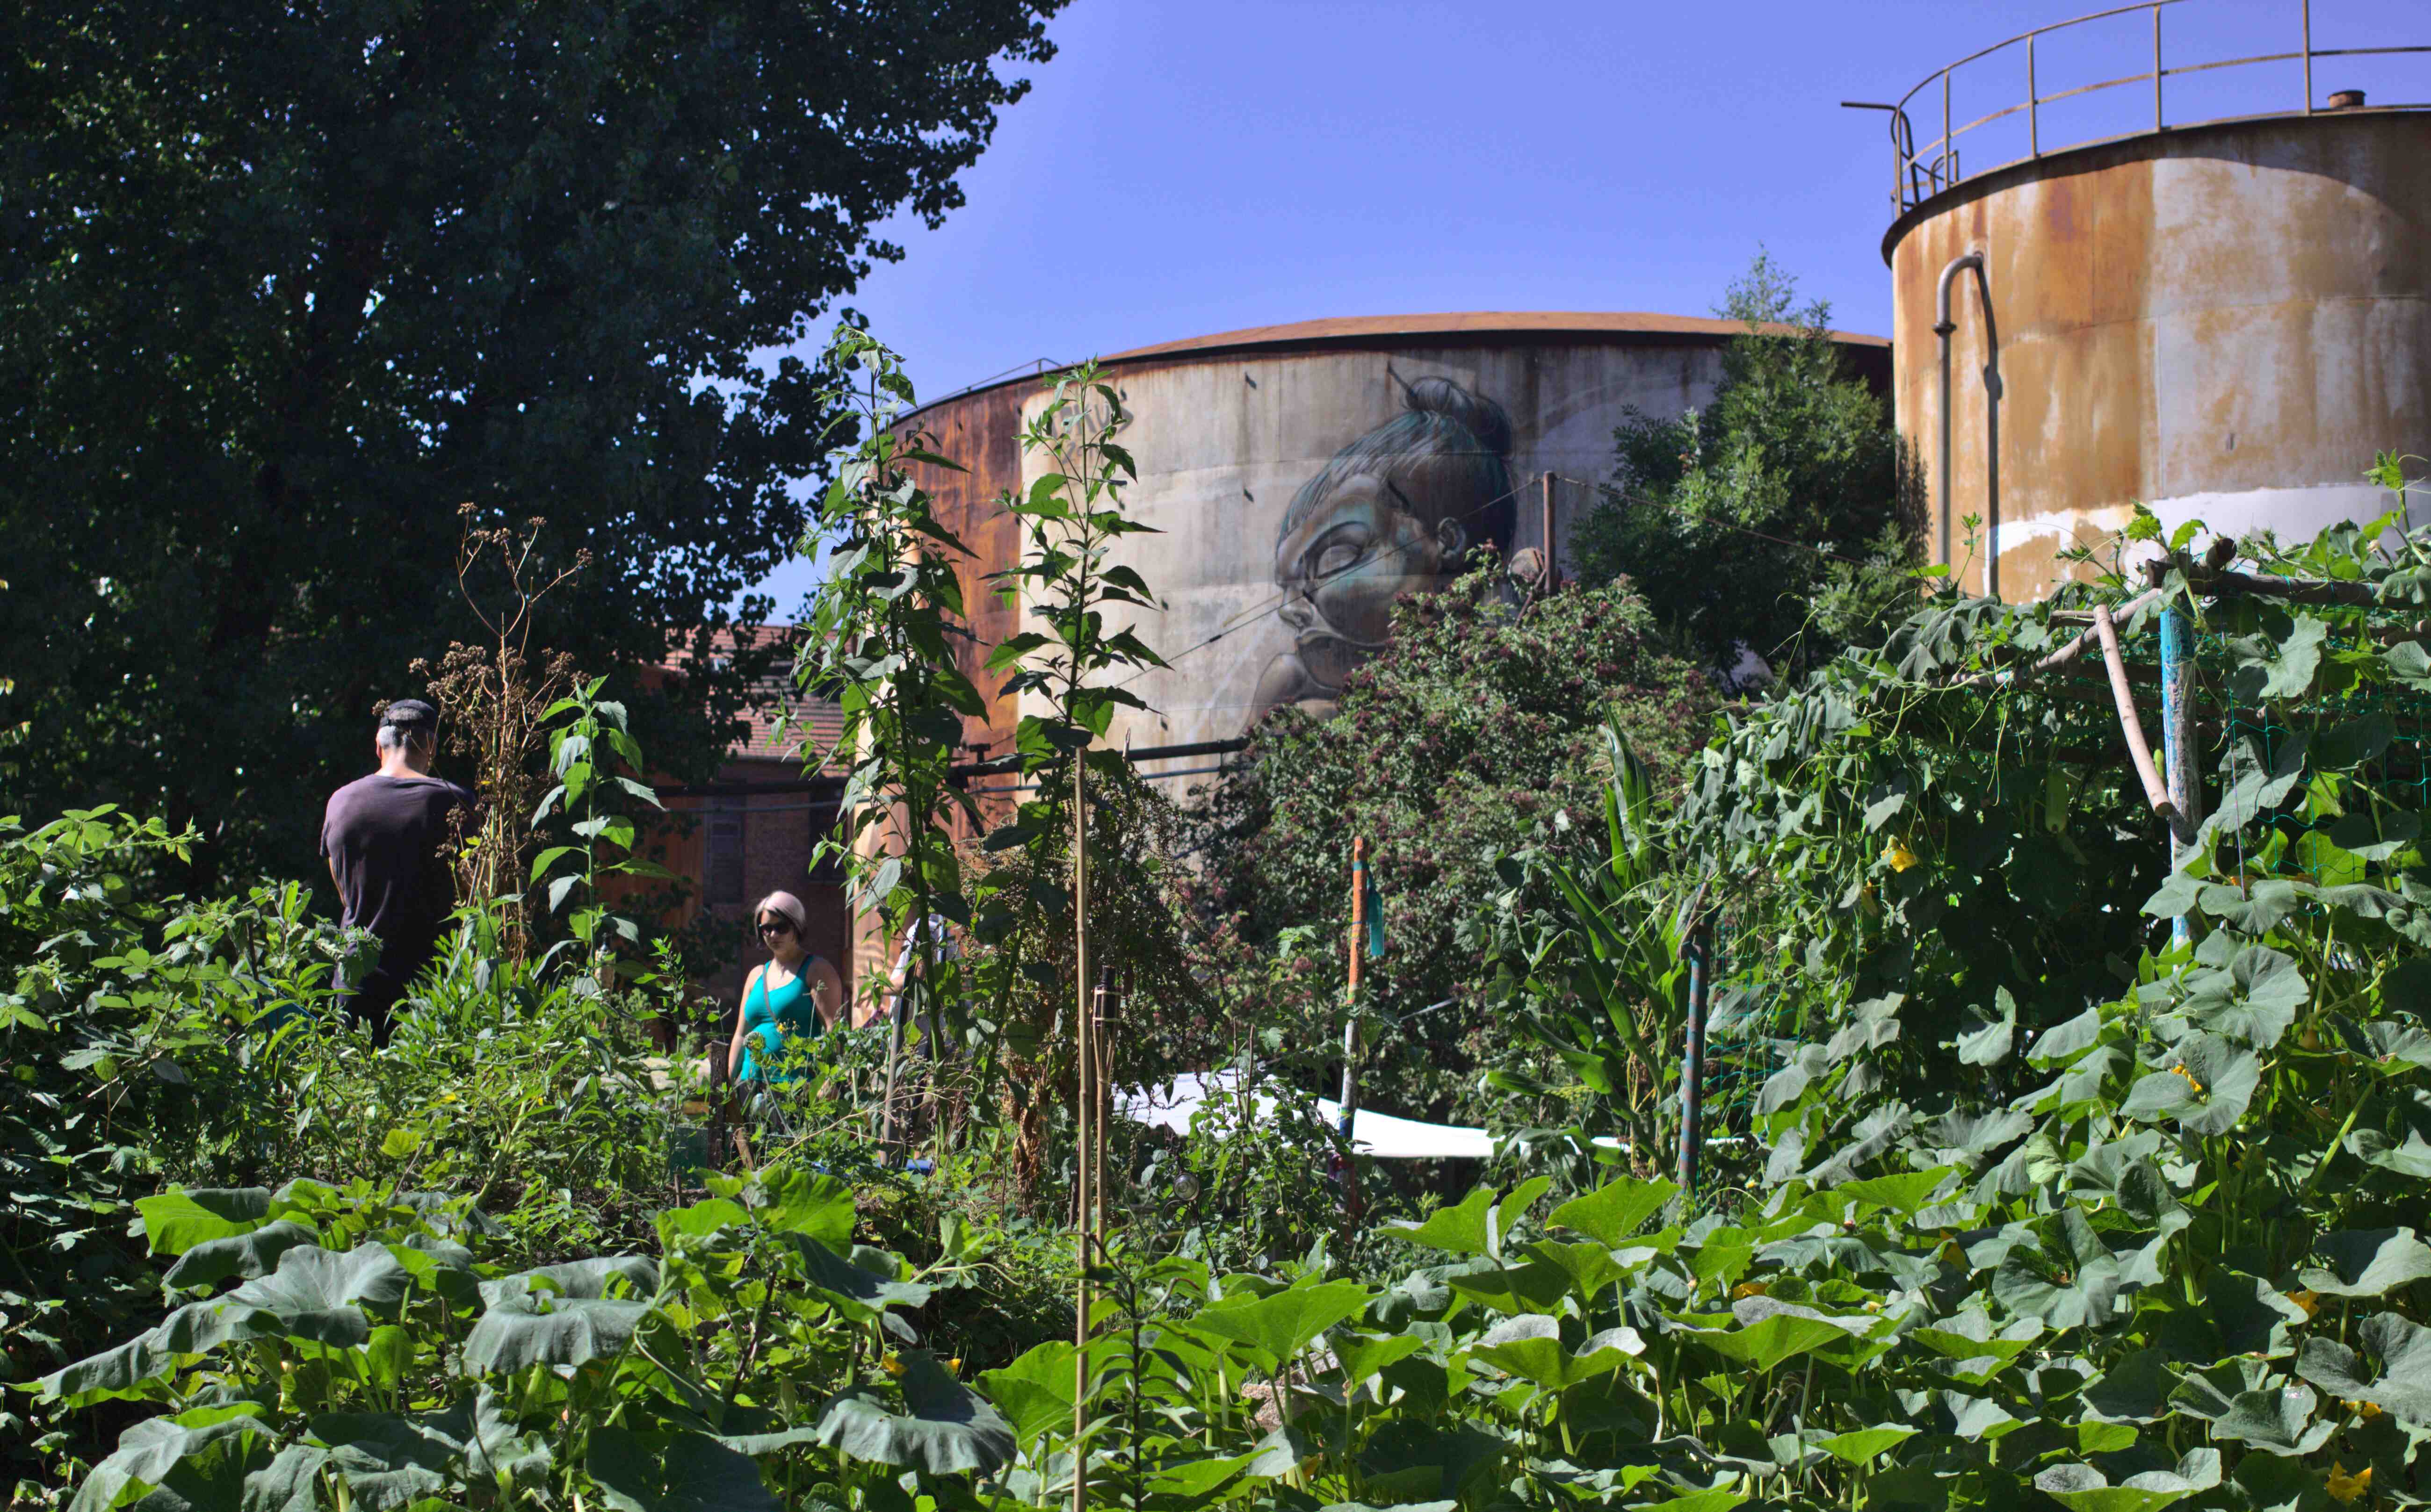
[1071,749,1090,1512]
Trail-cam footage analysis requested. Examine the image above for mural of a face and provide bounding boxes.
[1252,376,1515,721]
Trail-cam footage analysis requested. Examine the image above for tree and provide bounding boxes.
[1193,566,1714,1130]
[0,0,1066,889]
[1569,252,1919,685]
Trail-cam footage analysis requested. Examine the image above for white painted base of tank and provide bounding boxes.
[1986,482,2413,599]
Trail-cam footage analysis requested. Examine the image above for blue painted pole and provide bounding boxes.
[1677,922,1710,1191]
[2159,601,2202,950]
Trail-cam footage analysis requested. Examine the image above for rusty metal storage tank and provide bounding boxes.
[1877,6,2431,600]
[905,311,1889,769]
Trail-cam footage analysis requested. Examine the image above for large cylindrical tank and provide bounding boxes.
[909,312,1889,763]
[1892,108,2431,599]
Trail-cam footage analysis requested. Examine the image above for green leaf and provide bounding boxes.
[1547,1175,1679,1247]
[214,1243,412,1348]
[2295,1311,2431,1422]
[587,1426,779,1512]
[977,1340,1076,1445]
[240,1446,333,1512]
[2299,1228,2431,1298]
[735,1168,857,1250]
[137,1189,274,1256]
[787,1235,932,1324]
[806,1351,1014,1475]
[480,1256,657,1307]
[2255,614,2330,699]
[2179,947,2308,1048]
[1145,1450,1268,1500]
[1330,1331,1426,1389]
[2028,1006,2109,1066]
[1444,1261,1572,1317]
[1683,1311,1848,1372]
[70,1410,274,1512]
[2171,1363,2333,1454]
[1521,1239,1629,1302]
[1837,1166,1961,1216]
[1384,1188,1498,1257]
[1191,1281,1375,1367]
[1813,1425,1917,1465]
[461,1296,651,1373]
[311,1406,472,1512]
[2032,1462,2208,1512]
[162,1221,319,1290]
[1465,1315,1642,1389]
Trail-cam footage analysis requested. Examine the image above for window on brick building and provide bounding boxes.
[708,810,745,905]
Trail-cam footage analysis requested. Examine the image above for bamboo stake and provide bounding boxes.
[1339,840,1366,1230]
[1094,972,1109,1238]
[1071,746,1090,1512]
[2094,603,2194,845]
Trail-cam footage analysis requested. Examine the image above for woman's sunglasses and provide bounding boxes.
[758,917,794,937]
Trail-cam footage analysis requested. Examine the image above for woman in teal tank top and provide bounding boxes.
[726,891,842,1085]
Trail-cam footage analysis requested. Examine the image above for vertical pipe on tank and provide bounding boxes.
[2303,0,2314,113]
[1941,69,1952,189]
[2028,32,2039,157]
[2152,5,2164,131]
[1935,252,2000,592]
[1541,473,1558,588]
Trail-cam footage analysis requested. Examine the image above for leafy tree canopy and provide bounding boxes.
[0,0,1065,886]
[1570,251,1919,685]
[1194,567,1715,1126]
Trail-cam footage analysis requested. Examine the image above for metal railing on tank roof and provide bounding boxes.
[1845,0,2431,219]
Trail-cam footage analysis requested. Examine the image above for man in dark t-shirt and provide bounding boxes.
[320,699,472,1044]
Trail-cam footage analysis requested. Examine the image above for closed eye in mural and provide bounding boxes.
[1250,375,1517,722]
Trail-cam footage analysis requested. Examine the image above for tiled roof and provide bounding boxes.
[660,626,847,769]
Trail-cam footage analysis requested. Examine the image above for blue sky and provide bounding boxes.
[748,0,2422,608]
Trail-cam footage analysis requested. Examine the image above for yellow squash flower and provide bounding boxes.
[2326,1462,2371,1503]
[1733,1281,1769,1300]
[2170,1064,2206,1095]
[2286,1289,2320,1319]
[1882,840,1920,872]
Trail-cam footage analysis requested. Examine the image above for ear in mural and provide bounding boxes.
[1251,375,1516,722]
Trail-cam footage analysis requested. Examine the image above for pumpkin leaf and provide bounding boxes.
[977,1339,1077,1445]
[1191,1281,1375,1368]
[806,1350,1014,1475]
[586,1426,779,1512]
[69,1409,274,1512]
[161,1221,319,1290]
[2299,1228,2431,1299]
[136,1189,275,1257]
[1548,1175,1679,1247]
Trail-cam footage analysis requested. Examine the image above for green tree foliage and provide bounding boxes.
[0,0,1065,886]
[1197,567,1713,1127]
[1570,252,1918,684]
[801,326,988,1035]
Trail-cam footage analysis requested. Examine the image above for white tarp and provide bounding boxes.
[1117,1071,1497,1160]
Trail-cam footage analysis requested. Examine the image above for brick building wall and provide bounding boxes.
[635,628,854,1038]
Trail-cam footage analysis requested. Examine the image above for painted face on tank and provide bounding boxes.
[1249,375,1516,724]
[1253,474,1468,719]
